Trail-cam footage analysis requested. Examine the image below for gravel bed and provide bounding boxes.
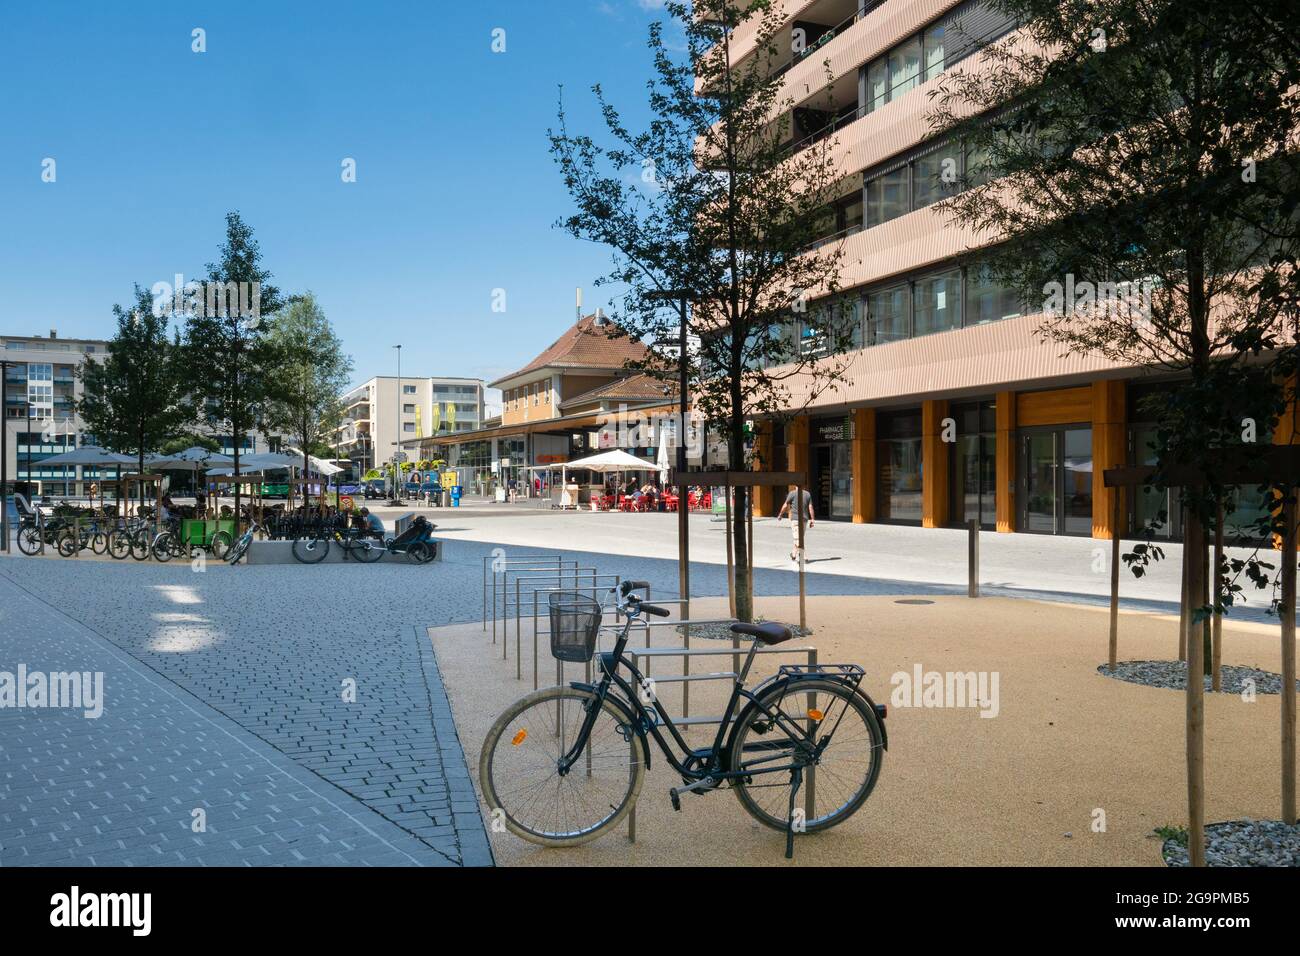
[1162,820,1300,866]
[1098,659,1299,694]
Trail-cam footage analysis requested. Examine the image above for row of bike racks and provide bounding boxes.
[477,551,819,844]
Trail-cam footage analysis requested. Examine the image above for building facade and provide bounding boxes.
[0,331,107,496]
[732,0,1252,540]
[405,313,678,491]
[336,375,485,475]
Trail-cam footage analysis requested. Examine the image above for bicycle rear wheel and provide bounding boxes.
[480,686,646,848]
[351,538,385,563]
[151,532,174,562]
[90,531,108,555]
[209,531,232,561]
[291,535,329,564]
[129,533,151,561]
[107,529,131,559]
[729,678,883,834]
[56,532,79,557]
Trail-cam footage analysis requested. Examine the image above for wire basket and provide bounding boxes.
[548,592,603,663]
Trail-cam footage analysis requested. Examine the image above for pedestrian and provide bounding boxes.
[776,484,814,562]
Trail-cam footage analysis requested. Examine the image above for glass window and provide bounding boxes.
[403,403,415,413]
[913,142,961,209]
[914,270,962,335]
[840,194,864,233]
[865,167,909,226]
[866,59,888,111]
[887,36,921,101]
[966,266,1021,325]
[868,285,910,344]
[403,384,417,394]
[923,23,945,81]
[877,410,923,523]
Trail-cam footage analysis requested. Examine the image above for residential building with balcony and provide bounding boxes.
[336,375,485,475]
[728,0,1248,541]
[1,330,107,496]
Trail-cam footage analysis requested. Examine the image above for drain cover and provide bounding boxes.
[894,598,935,605]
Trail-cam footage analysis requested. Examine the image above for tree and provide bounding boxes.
[263,293,354,490]
[927,0,1300,864]
[77,285,188,503]
[551,0,859,621]
[179,212,285,527]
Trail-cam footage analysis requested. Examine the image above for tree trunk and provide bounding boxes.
[1184,506,1207,866]
[730,404,752,622]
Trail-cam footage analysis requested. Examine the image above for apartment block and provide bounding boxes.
[0,330,106,495]
[337,375,485,474]
[735,0,1243,541]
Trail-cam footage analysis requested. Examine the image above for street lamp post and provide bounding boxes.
[392,344,402,502]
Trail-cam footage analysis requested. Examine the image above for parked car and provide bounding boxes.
[363,479,387,500]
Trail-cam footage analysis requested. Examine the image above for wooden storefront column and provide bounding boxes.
[921,399,949,529]
[753,422,775,517]
[995,391,1016,533]
[1091,379,1127,539]
[786,416,809,487]
[851,407,876,524]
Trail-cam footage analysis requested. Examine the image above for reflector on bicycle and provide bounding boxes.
[807,709,824,721]
[511,729,527,746]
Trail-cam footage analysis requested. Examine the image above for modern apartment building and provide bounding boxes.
[0,331,106,495]
[736,0,1221,540]
[336,375,485,474]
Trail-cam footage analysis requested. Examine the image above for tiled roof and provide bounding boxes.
[490,314,648,387]
[561,372,676,409]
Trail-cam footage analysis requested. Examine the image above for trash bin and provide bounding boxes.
[450,485,462,507]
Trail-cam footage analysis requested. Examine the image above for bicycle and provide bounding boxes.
[107,517,153,561]
[55,514,111,557]
[290,519,384,564]
[225,519,263,565]
[479,580,888,858]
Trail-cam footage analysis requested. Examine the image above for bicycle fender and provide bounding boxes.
[568,681,652,770]
[724,677,887,759]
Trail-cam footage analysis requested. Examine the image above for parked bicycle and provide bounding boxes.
[479,581,888,858]
[55,514,111,557]
[225,519,264,565]
[291,517,384,564]
[107,517,154,561]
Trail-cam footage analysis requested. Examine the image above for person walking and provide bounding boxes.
[776,484,814,562]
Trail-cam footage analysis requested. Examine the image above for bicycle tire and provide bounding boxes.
[151,532,173,562]
[107,529,132,559]
[292,535,330,564]
[480,686,646,848]
[56,532,79,557]
[90,531,108,555]
[351,538,385,563]
[728,678,883,834]
[129,533,151,561]
[209,531,232,561]
[406,542,432,564]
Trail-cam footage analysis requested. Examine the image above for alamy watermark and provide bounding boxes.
[1042,273,1155,324]
[150,273,261,326]
[0,665,104,719]
[890,663,1000,718]
[594,404,706,459]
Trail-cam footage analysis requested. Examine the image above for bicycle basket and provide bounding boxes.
[548,592,603,663]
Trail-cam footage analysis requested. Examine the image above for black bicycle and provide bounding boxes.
[291,519,384,564]
[479,581,888,857]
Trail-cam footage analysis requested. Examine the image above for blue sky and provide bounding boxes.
[0,0,675,406]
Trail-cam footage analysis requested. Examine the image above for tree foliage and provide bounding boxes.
[551,0,861,619]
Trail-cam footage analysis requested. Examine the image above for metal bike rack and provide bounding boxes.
[524,577,624,687]
[493,568,603,652]
[481,555,581,632]
[621,642,818,844]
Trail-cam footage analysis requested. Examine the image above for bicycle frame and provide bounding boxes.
[557,594,846,788]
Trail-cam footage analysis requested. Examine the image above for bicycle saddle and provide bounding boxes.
[729,621,794,645]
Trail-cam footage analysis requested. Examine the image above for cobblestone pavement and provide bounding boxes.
[0,574,464,866]
[0,557,493,866]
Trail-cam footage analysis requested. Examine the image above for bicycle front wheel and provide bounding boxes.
[90,531,108,555]
[56,532,79,557]
[480,686,646,848]
[151,532,173,562]
[129,533,151,561]
[729,678,884,834]
[291,535,329,564]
